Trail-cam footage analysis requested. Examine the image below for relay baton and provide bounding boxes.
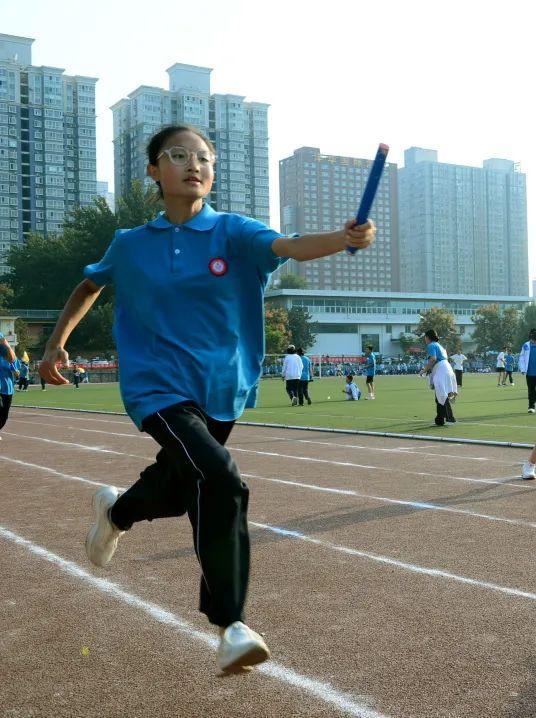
[346,143,389,255]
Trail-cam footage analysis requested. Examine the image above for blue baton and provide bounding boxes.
[346,143,389,255]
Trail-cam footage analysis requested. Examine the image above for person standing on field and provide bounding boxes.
[282,345,303,406]
[296,347,312,406]
[450,350,468,388]
[519,329,536,413]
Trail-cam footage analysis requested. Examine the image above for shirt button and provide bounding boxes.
[174,227,180,232]
[174,249,181,255]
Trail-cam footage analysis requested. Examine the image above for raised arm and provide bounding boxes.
[0,332,16,363]
[272,220,375,261]
[40,278,104,385]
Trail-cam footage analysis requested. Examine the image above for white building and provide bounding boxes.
[265,289,532,356]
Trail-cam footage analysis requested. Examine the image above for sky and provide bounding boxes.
[3,0,535,289]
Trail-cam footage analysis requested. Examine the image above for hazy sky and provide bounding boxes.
[3,0,534,286]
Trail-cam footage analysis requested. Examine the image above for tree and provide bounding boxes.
[414,307,460,353]
[515,303,536,348]
[288,306,317,352]
[471,304,520,354]
[264,306,290,354]
[13,318,31,356]
[68,302,115,356]
[6,183,160,309]
[0,282,12,310]
[278,274,308,289]
[398,333,418,354]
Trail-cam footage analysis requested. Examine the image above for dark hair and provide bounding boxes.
[286,345,296,354]
[424,329,439,342]
[346,374,353,381]
[146,124,216,198]
[366,344,373,351]
[297,347,304,356]
[530,329,536,340]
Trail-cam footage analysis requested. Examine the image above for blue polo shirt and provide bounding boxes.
[364,353,376,376]
[300,355,311,381]
[84,204,286,429]
[0,356,15,395]
[504,354,514,372]
[528,345,536,376]
[427,341,447,363]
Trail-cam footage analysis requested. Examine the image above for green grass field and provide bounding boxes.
[11,373,536,445]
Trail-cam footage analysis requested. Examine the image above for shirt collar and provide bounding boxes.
[147,203,220,231]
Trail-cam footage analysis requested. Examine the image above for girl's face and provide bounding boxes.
[424,336,431,345]
[148,131,215,201]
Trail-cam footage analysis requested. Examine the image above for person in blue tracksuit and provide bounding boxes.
[39,123,375,674]
[296,347,312,405]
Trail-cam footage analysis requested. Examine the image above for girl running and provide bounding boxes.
[420,329,457,426]
[39,124,375,673]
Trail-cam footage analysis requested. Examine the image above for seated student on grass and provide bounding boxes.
[343,374,361,401]
[38,123,376,675]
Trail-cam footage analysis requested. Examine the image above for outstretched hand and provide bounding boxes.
[39,346,70,385]
[343,219,376,252]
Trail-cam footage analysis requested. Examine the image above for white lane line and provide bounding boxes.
[1,432,151,460]
[242,474,535,530]
[13,410,131,426]
[9,418,148,440]
[251,522,536,603]
[0,454,529,532]
[230,447,521,488]
[262,436,511,465]
[0,456,107,488]
[0,525,390,718]
[3,456,536,610]
[1,429,521,489]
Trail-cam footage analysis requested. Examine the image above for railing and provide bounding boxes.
[4,309,61,320]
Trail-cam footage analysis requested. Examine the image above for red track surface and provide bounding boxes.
[1,407,535,718]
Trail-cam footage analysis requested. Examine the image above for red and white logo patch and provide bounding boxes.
[208,257,228,276]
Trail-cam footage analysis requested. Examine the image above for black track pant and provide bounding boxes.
[111,402,249,627]
[285,379,300,401]
[0,393,13,430]
[527,375,536,409]
[298,380,311,405]
[454,370,463,387]
[435,398,455,424]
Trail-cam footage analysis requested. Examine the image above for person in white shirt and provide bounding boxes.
[342,374,361,401]
[496,349,506,386]
[450,351,468,388]
[281,345,303,406]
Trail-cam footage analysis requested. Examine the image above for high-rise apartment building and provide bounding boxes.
[279,146,399,291]
[111,64,270,223]
[0,34,97,274]
[398,147,528,295]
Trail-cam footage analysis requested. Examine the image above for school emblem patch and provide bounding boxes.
[208,257,228,276]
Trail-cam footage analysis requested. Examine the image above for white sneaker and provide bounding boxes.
[528,408,536,414]
[217,621,270,673]
[85,486,124,567]
[522,462,536,480]
[291,397,298,406]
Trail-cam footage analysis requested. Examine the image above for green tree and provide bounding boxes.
[288,306,317,351]
[414,307,460,353]
[398,333,417,354]
[0,282,12,310]
[515,303,536,348]
[278,273,308,289]
[68,302,115,356]
[264,306,290,354]
[471,304,520,354]
[13,318,31,356]
[7,183,159,309]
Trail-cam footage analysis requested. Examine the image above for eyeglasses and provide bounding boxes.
[156,146,216,166]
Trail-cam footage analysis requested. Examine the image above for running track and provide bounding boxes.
[1,407,535,718]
